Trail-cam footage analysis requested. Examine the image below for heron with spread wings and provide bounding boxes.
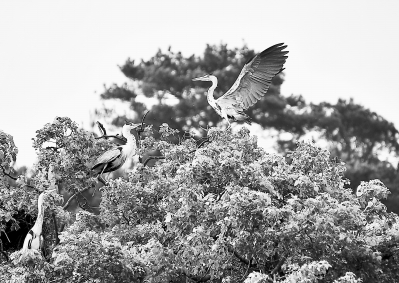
[92,123,144,186]
[192,43,288,128]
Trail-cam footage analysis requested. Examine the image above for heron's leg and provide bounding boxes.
[98,163,109,186]
[226,120,232,131]
[39,235,46,258]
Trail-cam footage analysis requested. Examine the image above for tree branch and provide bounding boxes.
[52,211,60,246]
[0,231,9,262]
[62,187,97,211]
[227,245,258,268]
[143,156,165,167]
[45,146,60,151]
[62,191,80,210]
[0,164,40,193]
[75,191,99,212]
[121,212,130,226]
[186,272,211,282]
[197,137,210,149]
[189,137,211,154]
[270,255,286,275]
[0,240,8,262]
[0,164,17,180]
[0,229,10,244]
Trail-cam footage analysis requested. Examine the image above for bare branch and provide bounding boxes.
[227,245,257,268]
[45,147,60,151]
[95,120,127,143]
[136,110,150,148]
[143,156,165,167]
[62,191,80,210]
[188,136,211,154]
[241,256,253,281]
[0,240,8,262]
[0,229,10,243]
[0,164,40,192]
[77,193,99,212]
[0,164,17,180]
[52,211,60,246]
[62,187,98,211]
[121,212,130,226]
[186,272,211,282]
[197,137,210,149]
[270,255,286,275]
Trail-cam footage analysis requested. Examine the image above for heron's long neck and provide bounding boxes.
[31,194,45,235]
[206,78,218,108]
[125,133,137,155]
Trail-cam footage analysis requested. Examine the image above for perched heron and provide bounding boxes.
[21,190,55,255]
[192,43,288,128]
[91,123,144,186]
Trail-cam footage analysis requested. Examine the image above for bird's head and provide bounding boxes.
[38,189,57,207]
[123,122,147,136]
[192,74,216,82]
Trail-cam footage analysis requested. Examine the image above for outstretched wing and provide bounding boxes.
[217,43,288,110]
[92,147,122,170]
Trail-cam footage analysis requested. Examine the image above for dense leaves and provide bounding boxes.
[1,119,399,282]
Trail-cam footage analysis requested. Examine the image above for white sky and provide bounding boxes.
[1,0,398,167]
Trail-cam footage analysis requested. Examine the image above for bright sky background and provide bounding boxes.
[1,0,398,168]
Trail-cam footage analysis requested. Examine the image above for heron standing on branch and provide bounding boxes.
[192,43,288,129]
[21,189,55,255]
[91,122,145,186]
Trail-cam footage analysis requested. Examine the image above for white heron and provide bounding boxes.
[91,123,144,186]
[192,43,288,128]
[21,189,55,254]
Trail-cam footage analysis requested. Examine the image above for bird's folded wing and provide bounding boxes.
[218,43,288,110]
[92,147,122,168]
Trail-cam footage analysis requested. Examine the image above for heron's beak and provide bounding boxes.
[132,123,146,132]
[192,76,207,82]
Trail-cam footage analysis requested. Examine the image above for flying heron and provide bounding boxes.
[21,189,55,255]
[91,122,144,186]
[192,43,288,128]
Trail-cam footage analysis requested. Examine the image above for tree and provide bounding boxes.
[96,44,399,214]
[1,119,399,282]
[273,97,399,213]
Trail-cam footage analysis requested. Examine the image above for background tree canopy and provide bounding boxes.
[1,43,399,282]
[96,44,399,214]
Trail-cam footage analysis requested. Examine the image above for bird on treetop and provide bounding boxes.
[21,189,56,256]
[91,122,145,186]
[192,43,288,129]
